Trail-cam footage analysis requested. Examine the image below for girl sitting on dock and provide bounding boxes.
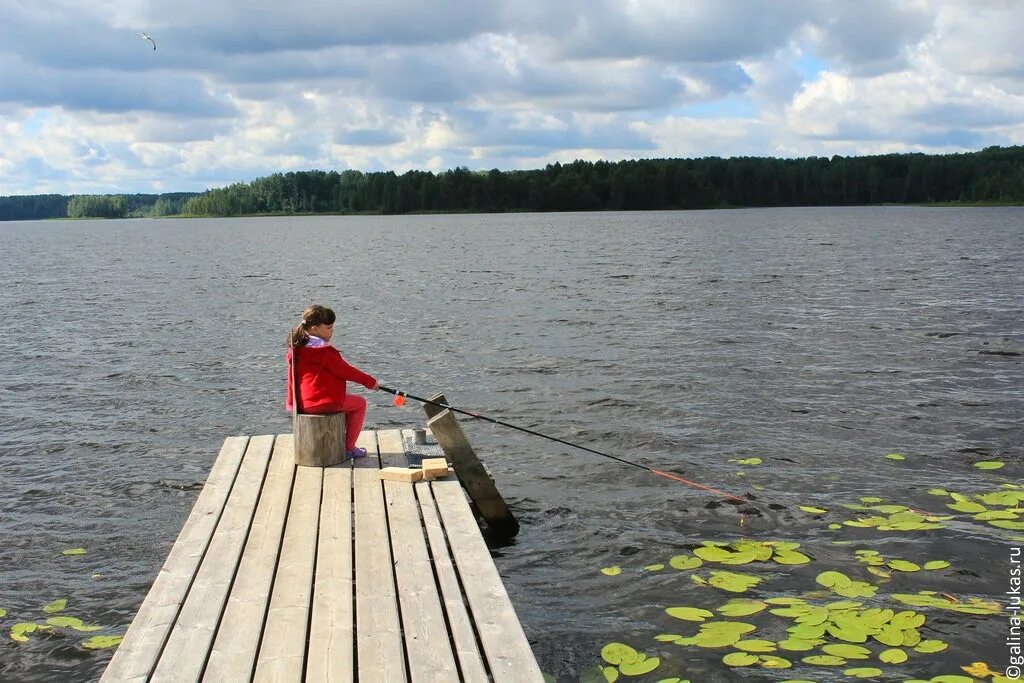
[286,304,379,458]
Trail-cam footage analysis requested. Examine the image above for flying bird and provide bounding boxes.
[138,32,156,50]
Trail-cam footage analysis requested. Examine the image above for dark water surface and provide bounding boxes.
[1,208,1021,681]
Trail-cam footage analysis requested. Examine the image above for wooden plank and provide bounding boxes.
[203,435,297,682]
[379,427,408,468]
[353,431,407,682]
[151,435,275,682]
[427,409,519,539]
[253,463,323,681]
[101,436,249,683]
[305,458,354,682]
[432,480,543,683]
[414,481,489,682]
[379,430,459,682]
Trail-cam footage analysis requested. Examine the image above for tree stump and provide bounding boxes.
[293,413,346,467]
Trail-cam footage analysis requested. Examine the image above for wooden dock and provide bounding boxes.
[101,429,543,682]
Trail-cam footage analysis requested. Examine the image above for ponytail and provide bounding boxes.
[287,304,336,347]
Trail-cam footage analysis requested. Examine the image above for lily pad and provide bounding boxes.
[884,453,905,461]
[735,458,762,465]
[887,560,921,572]
[844,667,883,678]
[717,600,767,617]
[734,639,776,653]
[10,623,38,643]
[815,571,852,589]
[722,652,758,666]
[773,550,812,565]
[62,548,87,556]
[601,566,622,576]
[42,599,67,614]
[914,639,948,653]
[923,560,950,570]
[665,607,714,622]
[619,656,660,676]
[708,571,762,593]
[822,643,871,659]
[759,656,792,669]
[879,648,908,663]
[799,506,828,514]
[643,564,665,572]
[974,461,1005,470]
[668,555,703,571]
[45,616,102,632]
[802,654,847,666]
[601,643,639,665]
[777,638,817,651]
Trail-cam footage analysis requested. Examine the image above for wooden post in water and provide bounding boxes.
[293,413,346,467]
[425,394,519,539]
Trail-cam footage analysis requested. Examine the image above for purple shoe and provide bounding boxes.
[346,447,368,459]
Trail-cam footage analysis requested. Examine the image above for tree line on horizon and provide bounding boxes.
[2,146,1022,221]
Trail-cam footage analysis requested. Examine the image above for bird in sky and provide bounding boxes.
[138,32,156,50]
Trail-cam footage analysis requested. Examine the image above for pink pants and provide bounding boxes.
[339,394,367,451]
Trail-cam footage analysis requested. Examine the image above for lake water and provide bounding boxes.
[0,208,1021,682]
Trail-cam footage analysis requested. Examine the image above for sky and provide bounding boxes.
[1,0,1023,195]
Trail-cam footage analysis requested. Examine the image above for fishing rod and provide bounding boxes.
[378,385,747,504]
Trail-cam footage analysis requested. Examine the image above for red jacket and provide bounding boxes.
[285,345,377,413]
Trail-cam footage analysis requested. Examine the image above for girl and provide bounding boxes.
[286,304,379,458]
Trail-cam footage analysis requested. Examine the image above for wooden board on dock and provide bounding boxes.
[100,430,542,683]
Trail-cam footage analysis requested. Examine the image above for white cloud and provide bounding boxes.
[1,0,1023,194]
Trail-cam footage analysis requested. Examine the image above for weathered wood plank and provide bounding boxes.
[379,430,459,682]
[151,435,275,682]
[427,409,519,539]
[414,481,489,682]
[378,427,407,468]
[203,435,297,682]
[433,480,543,683]
[253,462,323,681]
[305,458,354,682]
[353,431,407,682]
[101,436,249,683]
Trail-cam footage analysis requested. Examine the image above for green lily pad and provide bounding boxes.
[890,611,925,630]
[718,549,762,566]
[10,623,38,643]
[643,564,665,572]
[734,639,776,653]
[799,506,828,514]
[601,643,639,665]
[802,654,847,665]
[887,560,921,572]
[974,461,1005,470]
[45,616,102,632]
[947,501,987,514]
[693,546,736,562]
[989,520,1024,530]
[717,600,767,617]
[665,607,714,622]
[42,599,67,614]
[0,608,6,618]
[654,634,682,642]
[602,667,619,683]
[773,550,812,565]
[669,555,703,571]
[62,548,87,556]
[707,571,761,593]
[913,639,948,653]
[844,667,883,678]
[879,647,907,663]
[860,497,884,503]
[884,453,905,461]
[759,656,792,669]
[822,643,871,659]
[619,656,660,676]
[815,571,852,589]
[923,560,950,570]
[777,638,817,651]
[735,458,762,465]
[601,566,622,576]
[722,652,758,666]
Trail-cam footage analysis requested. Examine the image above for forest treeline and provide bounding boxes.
[0,193,198,221]
[2,146,1023,220]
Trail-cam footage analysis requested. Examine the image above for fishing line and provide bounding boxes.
[379,385,747,503]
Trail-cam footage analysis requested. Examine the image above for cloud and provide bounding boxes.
[1,0,1024,194]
